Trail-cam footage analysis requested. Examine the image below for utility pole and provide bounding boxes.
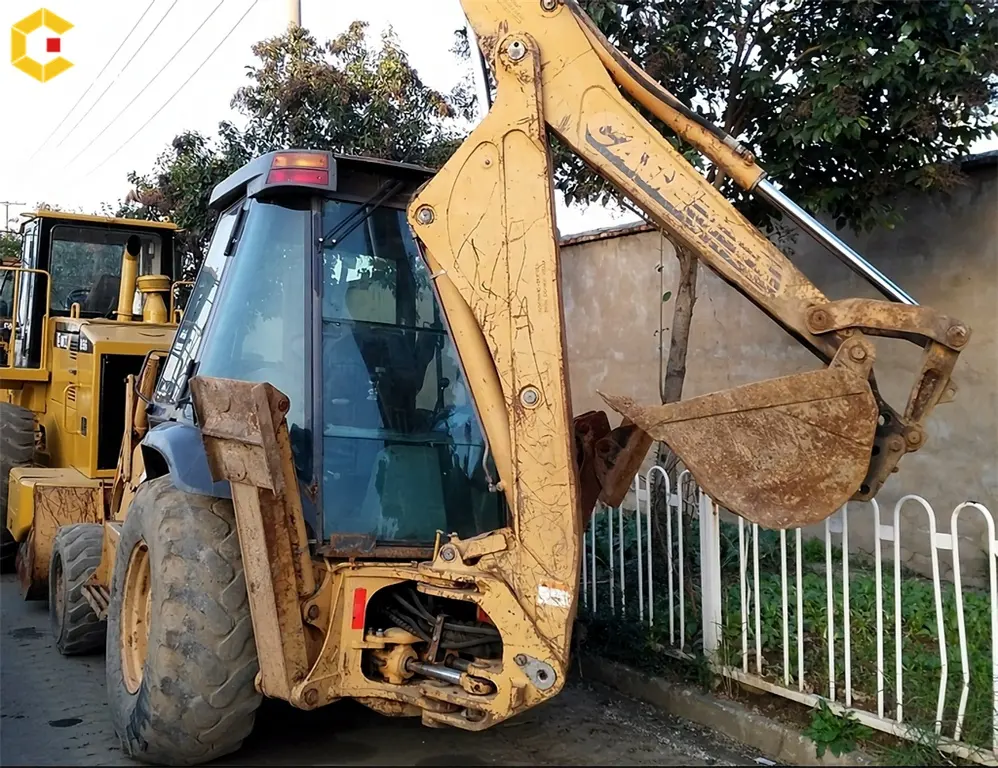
[287,0,301,28]
[0,201,25,233]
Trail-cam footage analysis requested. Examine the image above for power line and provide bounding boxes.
[55,0,180,151]
[26,0,159,162]
[65,0,232,169]
[82,0,261,178]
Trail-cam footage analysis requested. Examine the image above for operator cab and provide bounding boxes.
[0,211,179,369]
[150,150,506,555]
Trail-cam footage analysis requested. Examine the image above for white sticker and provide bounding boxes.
[537,584,571,608]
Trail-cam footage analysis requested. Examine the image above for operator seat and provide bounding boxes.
[83,274,121,315]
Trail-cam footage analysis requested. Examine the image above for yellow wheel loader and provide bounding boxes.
[46,1,969,764]
[0,210,185,595]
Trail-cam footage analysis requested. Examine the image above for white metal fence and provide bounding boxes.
[581,466,998,766]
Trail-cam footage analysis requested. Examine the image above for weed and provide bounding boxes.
[581,511,995,754]
[803,699,873,758]
[876,726,952,767]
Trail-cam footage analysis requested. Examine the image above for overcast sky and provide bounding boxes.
[1,0,993,235]
[0,0,638,234]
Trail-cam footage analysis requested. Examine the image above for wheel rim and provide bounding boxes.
[121,540,151,695]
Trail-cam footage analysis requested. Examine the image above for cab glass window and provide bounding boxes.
[49,226,163,315]
[320,201,504,545]
[159,199,312,492]
[155,203,241,404]
[11,221,45,368]
[193,198,310,475]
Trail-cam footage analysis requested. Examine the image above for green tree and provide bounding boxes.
[547,0,997,578]
[121,22,469,276]
[560,0,998,411]
[0,232,20,264]
[113,124,252,278]
[234,22,466,166]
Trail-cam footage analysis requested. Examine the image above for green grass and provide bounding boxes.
[875,727,966,766]
[582,517,995,754]
[717,564,994,750]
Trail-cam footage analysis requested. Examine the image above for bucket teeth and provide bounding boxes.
[600,367,879,529]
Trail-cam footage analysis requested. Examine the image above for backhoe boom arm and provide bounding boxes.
[407,0,968,660]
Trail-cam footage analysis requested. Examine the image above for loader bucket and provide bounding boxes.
[601,367,879,529]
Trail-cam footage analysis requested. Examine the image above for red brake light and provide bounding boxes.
[266,168,329,185]
[351,588,368,630]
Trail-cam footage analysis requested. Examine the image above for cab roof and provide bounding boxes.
[209,150,436,212]
[22,210,179,231]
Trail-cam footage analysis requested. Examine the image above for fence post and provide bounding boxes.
[700,491,723,663]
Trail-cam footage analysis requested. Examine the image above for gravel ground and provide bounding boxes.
[1,573,766,766]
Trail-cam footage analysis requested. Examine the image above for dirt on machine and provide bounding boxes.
[17,0,971,765]
[0,210,187,594]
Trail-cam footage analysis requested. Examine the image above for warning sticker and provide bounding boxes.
[537,584,571,608]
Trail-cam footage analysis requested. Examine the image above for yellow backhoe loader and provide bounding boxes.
[0,210,185,596]
[45,1,968,764]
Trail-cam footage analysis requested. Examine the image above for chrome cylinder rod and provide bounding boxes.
[755,178,917,306]
[407,660,462,685]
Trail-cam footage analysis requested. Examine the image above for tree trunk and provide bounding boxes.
[661,243,700,407]
[656,242,699,473]
[651,243,701,635]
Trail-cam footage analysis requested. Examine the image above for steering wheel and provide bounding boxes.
[66,288,90,309]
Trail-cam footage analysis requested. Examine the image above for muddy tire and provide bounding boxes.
[50,523,106,655]
[1,528,16,573]
[1,402,34,573]
[106,476,260,765]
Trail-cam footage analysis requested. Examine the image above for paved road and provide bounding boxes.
[1,574,762,766]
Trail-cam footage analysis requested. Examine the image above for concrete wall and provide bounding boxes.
[560,159,997,581]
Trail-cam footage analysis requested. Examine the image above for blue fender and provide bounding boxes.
[141,421,231,499]
[140,420,319,536]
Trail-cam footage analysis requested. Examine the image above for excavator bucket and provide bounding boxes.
[601,366,879,530]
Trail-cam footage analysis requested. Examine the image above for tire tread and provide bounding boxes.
[107,476,260,766]
[1,402,35,572]
[50,523,106,656]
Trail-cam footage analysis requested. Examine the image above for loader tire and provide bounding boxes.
[0,402,35,573]
[106,476,261,766]
[50,524,106,655]
[1,528,16,573]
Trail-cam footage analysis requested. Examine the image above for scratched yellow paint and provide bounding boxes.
[409,33,580,663]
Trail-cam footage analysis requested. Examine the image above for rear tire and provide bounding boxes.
[50,524,106,655]
[106,476,261,766]
[1,528,16,572]
[0,402,34,573]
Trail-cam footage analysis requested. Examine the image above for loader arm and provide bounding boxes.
[409,0,968,534]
